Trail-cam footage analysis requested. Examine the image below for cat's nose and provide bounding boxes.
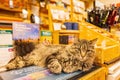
[81,52,86,57]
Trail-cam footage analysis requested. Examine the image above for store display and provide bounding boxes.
[12,22,39,42]
[87,5,120,32]
[51,9,70,21]
[0,0,24,9]
[72,0,85,22]
[59,35,69,44]
[0,24,14,67]
[0,30,12,45]
[40,30,52,44]
[59,35,76,44]
[9,0,13,8]
[0,45,14,67]
[62,0,71,5]
[64,22,79,30]
[53,22,62,30]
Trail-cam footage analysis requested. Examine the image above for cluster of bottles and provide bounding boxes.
[87,5,120,32]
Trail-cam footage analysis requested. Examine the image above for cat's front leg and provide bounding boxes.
[82,60,93,71]
[47,59,62,74]
[63,58,78,73]
[63,61,74,73]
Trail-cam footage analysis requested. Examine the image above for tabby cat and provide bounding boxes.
[0,38,97,74]
[46,38,97,74]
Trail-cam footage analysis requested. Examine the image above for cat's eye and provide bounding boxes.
[87,50,91,52]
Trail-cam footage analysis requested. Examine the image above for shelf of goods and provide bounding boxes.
[111,23,120,42]
[79,22,120,65]
[53,30,80,44]
[0,16,22,22]
[107,60,120,80]
[0,22,13,67]
[72,0,86,22]
[40,12,49,30]
[0,0,29,22]
[0,0,23,13]
[47,4,71,30]
[47,4,80,44]
[40,30,52,44]
[0,5,22,12]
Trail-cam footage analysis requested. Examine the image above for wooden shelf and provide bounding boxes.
[40,7,48,14]
[40,24,49,27]
[74,11,83,14]
[50,0,57,3]
[80,0,91,2]
[0,16,22,22]
[48,4,68,12]
[0,5,22,13]
[52,19,72,23]
[62,2,71,6]
[59,30,80,34]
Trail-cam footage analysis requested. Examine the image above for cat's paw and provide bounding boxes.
[82,62,92,71]
[47,60,62,74]
[63,66,74,73]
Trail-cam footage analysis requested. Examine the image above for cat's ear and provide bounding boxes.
[89,38,98,45]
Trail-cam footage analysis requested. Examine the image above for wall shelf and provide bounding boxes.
[0,5,22,13]
[59,30,80,34]
[0,16,22,22]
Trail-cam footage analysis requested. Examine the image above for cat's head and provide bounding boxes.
[74,38,98,61]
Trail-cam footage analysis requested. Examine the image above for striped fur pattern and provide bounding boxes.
[0,38,97,74]
[46,38,97,74]
[0,41,65,71]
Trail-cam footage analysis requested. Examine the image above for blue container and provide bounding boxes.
[64,22,72,30]
[72,23,78,30]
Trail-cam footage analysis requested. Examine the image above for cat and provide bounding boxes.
[0,38,97,74]
[46,38,97,74]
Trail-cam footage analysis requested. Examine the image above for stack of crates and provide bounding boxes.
[107,60,120,80]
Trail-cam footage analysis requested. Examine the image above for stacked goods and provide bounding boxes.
[40,30,52,44]
[107,60,120,80]
[0,24,14,67]
[0,0,24,9]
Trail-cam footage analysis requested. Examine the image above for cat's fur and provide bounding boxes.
[46,38,97,74]
[0,38,97,74]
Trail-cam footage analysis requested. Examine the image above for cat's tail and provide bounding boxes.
[0,56,26,73]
